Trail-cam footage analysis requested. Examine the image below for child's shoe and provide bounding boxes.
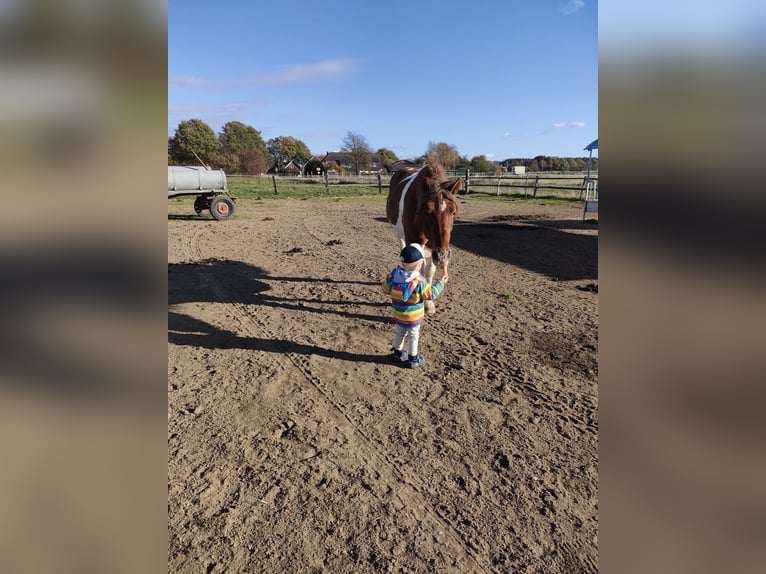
[408,354,425,368]
[391,348,407,362]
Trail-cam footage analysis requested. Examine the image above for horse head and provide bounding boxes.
[418,170,462,274]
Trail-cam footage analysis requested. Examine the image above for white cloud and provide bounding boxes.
[503,132,512,138]
[169,75,204,89]
[553,121,586,129]
[242,58,360,85]
[562,0,585,15]
[485,153,496,159]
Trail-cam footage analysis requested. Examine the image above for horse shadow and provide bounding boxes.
[450,218,597,281]
[168,259,393,364]
[373,213,597,281]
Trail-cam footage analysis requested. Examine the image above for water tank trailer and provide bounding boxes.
[168,166,236,220]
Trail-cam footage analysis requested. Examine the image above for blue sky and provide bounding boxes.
[168,0,598,161]
[600,1,766,58]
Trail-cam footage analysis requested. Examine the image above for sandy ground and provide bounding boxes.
[168,194,598,573]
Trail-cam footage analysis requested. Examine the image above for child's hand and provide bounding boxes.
[440,273,449,284]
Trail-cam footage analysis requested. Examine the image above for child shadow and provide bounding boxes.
[168,258,396,365]
[168,311,392,365]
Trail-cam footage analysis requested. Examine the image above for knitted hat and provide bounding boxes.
[400,243,425,263]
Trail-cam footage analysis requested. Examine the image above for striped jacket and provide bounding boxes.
[382,267,444,327]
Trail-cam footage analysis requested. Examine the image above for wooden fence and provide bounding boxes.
[461,172,598,199]
[229,171,598,199]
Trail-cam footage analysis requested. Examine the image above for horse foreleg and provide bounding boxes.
[392,228,406,250]
[424,256,437,314]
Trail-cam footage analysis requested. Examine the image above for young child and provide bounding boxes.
[381,243,448,368]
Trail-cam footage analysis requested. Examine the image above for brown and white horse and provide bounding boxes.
[386,158,461,313]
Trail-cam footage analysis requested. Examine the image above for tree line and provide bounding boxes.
[168,118,597,175]
[421,141,598,174]
[167,119,309,174]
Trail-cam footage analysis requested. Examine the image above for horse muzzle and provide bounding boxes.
[433,248,451,268]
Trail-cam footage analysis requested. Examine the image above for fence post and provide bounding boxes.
[465,168,470,194]
[377,172,382,193]
[533,175,539,198]
[324,170,330,193]
[272,175,278,195]
[496,175,502,196]
[524,174,528,198]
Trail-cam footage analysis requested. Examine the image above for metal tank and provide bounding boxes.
[168,166,227,194]
[167,166,236,220]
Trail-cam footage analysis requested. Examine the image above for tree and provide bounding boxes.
[294,139,312,164]
[341,131,372,175]
[469,155,491,173]
[219,121,268,174]
[456,155,471,170]
[209,149,240,173]
[426,141,460,170]
[377,147,398,167]
[499,157,595,173]
[241,149,268,175]
[219,121,263,151]
[267,136,312,168]
[570,158,586,171]
[168,119,220,166]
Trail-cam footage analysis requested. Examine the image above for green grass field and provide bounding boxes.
[168,174,588,220]
[227,175,383,199]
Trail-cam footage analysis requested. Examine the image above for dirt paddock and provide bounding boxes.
[168,195,598,573]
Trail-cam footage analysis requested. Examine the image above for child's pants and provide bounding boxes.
[393,324,421,357]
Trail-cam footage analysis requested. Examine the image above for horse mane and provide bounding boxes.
[420,156,458,211]
[386,159,419,173]
[422,155,446,186]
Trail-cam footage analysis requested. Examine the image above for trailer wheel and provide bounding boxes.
[209,196,235,220]
[193,195,209,215]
